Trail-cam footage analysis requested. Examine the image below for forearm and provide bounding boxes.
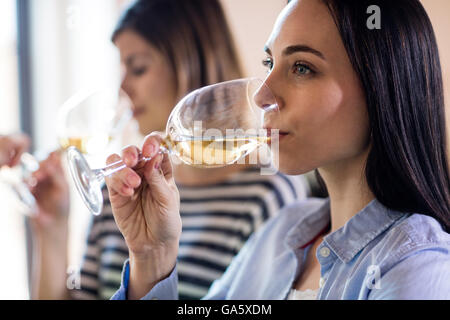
[30,227,70,300]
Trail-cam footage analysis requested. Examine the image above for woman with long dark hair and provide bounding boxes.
[107,0,450,299]
[29,0,308,300]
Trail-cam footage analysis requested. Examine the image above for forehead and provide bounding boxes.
[114,30,154,58]
[266,0,341,56]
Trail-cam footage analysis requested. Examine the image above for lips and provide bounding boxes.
[264,127,289,138]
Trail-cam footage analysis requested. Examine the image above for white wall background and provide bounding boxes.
[0,0,28,300]
[220,0,286,79]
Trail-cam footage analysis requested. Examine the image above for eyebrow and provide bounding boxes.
[264,44,326,60]
[125,53,151,65]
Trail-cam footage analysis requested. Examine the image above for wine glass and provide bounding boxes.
[57,87,132,155]
[67,78,279,216]
[0,152,40,215]
[0,88,133,216]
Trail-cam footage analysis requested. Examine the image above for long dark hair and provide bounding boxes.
[112,0,244,98]
[315,0,450,232]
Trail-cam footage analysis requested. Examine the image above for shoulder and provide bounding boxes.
[369,214,450,299]
[382,213,450,261]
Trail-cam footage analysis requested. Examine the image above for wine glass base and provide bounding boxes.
[67,147,104,215]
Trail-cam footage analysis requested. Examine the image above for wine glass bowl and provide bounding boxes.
[165,78,277,167]
[0,152,40,215]
[67,78,279,215]
[57,87,132,154]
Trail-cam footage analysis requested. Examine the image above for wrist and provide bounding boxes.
[30,211,69,232]
[128,245,178,299]
[32,220,69,250]
[129,245,178,281]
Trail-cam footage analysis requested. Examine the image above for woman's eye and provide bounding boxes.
[132,67,147,76]
[262,58,273,71]
[293,62,312,76]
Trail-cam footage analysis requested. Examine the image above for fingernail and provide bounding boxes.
[151,143,156,154]
[126,153,137,167]
[146,144,154,157]
[127,174,140,186]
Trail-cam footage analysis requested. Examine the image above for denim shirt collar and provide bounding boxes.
[285,198,408,264]
[323,199,408,263]
[285,199,331,251]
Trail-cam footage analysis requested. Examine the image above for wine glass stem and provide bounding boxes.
[95,150,166,180]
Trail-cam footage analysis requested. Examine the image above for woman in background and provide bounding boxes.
[29,0,308,300]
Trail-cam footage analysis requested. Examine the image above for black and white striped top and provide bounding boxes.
[71,167,309,300]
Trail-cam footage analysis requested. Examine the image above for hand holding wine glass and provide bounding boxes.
[94,78,279,298]
[104,133,181,298]
[28,151,70,230]
[27,88,131,229]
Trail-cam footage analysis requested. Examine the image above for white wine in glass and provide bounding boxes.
[171,135,271,168]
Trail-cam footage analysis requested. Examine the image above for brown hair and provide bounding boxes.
[112,0,244,98]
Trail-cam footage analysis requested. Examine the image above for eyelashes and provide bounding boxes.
[262,57,273,71]
[131,67,148,76]
[292,61,313,76]
[262,57,315,77]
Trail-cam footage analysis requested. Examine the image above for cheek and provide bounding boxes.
[326,80,370,152]
[285,79,346,136]
[136,72,178,133]
[312,81,369,151]
[279,79,369,173]
[139,71,177,108]
[304,81,345,124]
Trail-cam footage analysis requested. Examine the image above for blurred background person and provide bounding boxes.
[29,0,309,300]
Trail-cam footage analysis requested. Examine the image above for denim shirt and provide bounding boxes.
[112,198,450,300]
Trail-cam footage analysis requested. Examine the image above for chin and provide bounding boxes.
[137,125,149,136]
[277,156,315,176]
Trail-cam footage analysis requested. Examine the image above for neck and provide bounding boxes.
[172,159,251,187]
[319,145,375,233]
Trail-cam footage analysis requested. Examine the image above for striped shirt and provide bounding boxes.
[71,167,309,300]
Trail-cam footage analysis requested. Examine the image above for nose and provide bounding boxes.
[120,76,130,95]
[253,80,278,112]
[120,68,134,99]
